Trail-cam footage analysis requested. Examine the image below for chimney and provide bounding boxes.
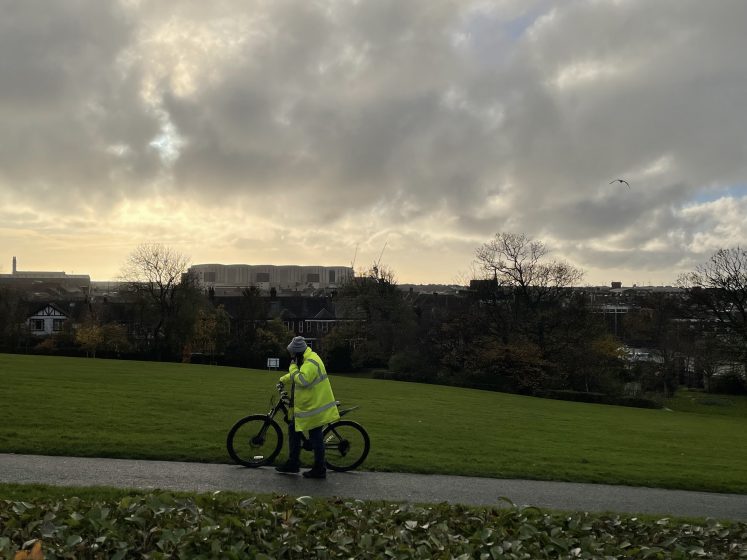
[12,256,16,274]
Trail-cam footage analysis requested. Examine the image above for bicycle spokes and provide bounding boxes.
[227,415,283,468]
[323,421,369,471]
[325,429,350,453]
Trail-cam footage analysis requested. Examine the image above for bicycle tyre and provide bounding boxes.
[323,420,370,472]
[226,415,283,468]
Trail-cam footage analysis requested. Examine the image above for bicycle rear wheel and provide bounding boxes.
[323,420,370,472]
[226,415,283,468]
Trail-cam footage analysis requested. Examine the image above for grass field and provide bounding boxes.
[1,353,746,493]
[666,388,747,417]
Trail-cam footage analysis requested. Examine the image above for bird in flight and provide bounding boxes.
[610,178,630,189]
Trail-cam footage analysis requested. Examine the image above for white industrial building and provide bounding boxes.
[188,263,353,292]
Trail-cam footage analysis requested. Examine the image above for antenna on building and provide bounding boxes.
[12,256,17,275]
[351,243,358,271]
[376,239,388,268]
[373,238,388,277]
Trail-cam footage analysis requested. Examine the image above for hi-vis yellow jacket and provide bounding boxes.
[279,346,339,432]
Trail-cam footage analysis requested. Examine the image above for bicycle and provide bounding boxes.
[226,384,370,472]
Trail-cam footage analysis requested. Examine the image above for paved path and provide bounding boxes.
[1,453,745,521]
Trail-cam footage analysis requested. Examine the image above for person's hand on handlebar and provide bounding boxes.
[275,381,284,391]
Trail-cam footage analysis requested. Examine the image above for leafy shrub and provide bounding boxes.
[462,338,560,395]
[388,351,435,379]
[711,372,747,395]
[323,342,354,373]
[373,367,436,384]
[1,493,745,559]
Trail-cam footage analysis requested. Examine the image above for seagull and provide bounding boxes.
[610,178,630,189]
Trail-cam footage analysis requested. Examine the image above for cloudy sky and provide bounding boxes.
[2,0,746,286]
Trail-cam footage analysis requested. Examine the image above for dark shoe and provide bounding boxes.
[275,463,300,474]
[302,466,327,479]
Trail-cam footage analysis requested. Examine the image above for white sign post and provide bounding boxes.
[267,357,280,371]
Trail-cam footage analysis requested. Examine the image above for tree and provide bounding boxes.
[475,233,583,306]
[335,264,417,369]
[680,246,747,374]
[474,232,583,350]
[100,323,130,355]
[222,286,270,367]
[692,332,726,391]
[563,332,625,393]
[120,243,193,360]
[250,319,288,368]
[462,337,554,394]
[191,305,231,362]
[76,322,104,358]
[621,292,690,396]
[320,323,353,373]
[469,233,609,394]
[0,286,28,352]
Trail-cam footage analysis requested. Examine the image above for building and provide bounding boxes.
[188,263,353,294]
[26,303,70,336]
[0,256,90,300]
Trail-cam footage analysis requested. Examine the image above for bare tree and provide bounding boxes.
[679,246,747,374]
[475,233,583,305]
[121,243,192,359]
[474,233,583,349]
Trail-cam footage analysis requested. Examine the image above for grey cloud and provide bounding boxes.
[144,0,747,270]
[3,0,747,283]
[0,0,162,211]
[481,1,747,255]
[525,182,693,242]
[568,245,691,273]
[156,1,504,216]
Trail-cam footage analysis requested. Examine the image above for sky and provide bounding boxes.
[2,0,747,287]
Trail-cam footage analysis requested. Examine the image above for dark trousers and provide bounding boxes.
[288,421,325,468]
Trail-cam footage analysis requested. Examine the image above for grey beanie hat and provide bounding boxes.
[287,336,308,354]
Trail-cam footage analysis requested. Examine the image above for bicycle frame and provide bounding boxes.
[266,391,359,450]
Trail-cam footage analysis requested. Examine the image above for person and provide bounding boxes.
[275,336,339,479]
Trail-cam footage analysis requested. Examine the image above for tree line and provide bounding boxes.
[325,233,747,401]
[1,236,746,399]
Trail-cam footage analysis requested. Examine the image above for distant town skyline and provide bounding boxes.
[0,252,679,288]
[3,1,747,288]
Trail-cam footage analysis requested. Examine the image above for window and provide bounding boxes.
[30,319,44,331]
[298,321,304,333]
[52,319,65,332]
[204,271,216,283]
[256,272,270,282]
[328,270,336,283]
[307,273,320,283]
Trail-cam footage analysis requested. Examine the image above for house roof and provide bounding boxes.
[213,295,338,321]
[0,277,90,300]
[313,308,335,320]
[27,302,71,318]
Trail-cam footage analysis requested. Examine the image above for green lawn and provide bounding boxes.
[1,353,746,493]
[666,388,747,417]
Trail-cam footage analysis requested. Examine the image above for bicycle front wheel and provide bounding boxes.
[226,415,283,468]
[323,420,370,472]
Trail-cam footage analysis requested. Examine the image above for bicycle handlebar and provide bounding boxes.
[274,383,290,404]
